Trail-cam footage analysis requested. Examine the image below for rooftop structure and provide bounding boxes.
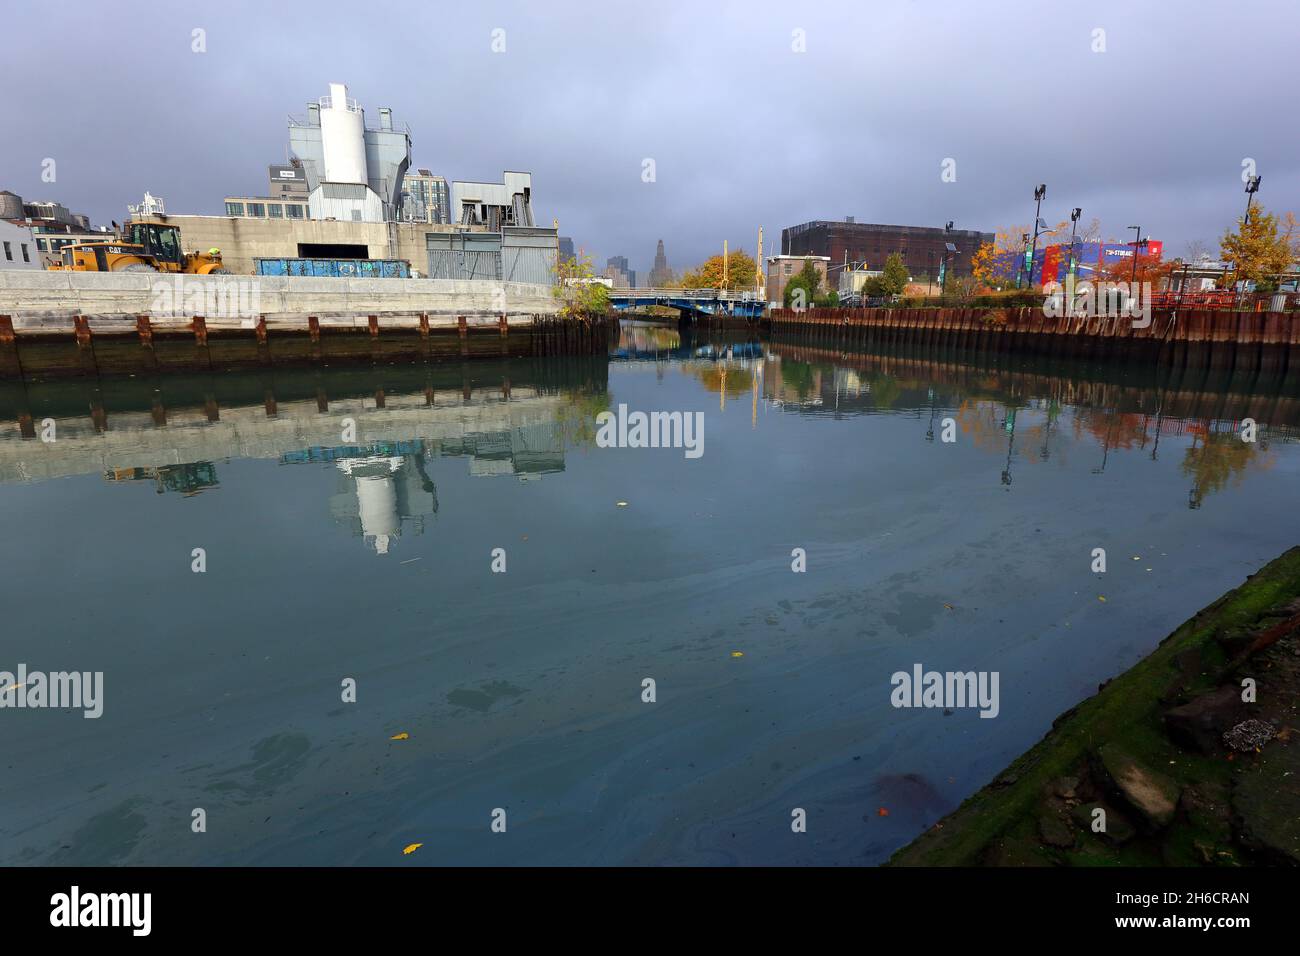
[450,172,534,229]
[128,192,167,220]
[2,189,94,234]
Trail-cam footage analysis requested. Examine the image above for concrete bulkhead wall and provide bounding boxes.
[150,215,484,275]
[0,269,559,322]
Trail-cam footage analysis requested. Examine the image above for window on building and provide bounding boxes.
[3,242,10,261]
[225,202,245,217]
[268,204,283,218]
[37,238,47,251]
[286,205,304,219]
[21,243,30,262]
[246,202,265,218]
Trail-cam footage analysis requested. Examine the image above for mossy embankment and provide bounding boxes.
[889,547,1300,867]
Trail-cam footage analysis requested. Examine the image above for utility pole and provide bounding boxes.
[756,226,763,301]
[722,239,728,291]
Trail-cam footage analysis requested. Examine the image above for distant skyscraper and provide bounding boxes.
[605,254,635,288]
[559,236,575,264]
[649,239,671,287]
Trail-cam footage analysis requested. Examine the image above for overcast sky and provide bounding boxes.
[3,0,1296,276]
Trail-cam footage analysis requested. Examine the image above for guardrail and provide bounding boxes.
[1152,290,1299,311]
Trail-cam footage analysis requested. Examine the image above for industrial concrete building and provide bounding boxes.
[176,83,556,279]
[222,196,309,221]
[223,165,314,222]
[142,213,557,281]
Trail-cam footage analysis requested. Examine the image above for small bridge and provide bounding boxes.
[608,288,767,319]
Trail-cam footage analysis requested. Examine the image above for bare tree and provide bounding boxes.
[1184,239,1211,264]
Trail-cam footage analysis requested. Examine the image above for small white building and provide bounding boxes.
[0,220,42,270]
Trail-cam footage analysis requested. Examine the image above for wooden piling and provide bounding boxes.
[0,314,21,380]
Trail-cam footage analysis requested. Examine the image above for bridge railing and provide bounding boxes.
[609,288,766,302]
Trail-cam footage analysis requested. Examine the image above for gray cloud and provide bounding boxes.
[3,0,1295,276]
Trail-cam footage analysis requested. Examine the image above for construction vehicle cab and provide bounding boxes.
[54,220,227,274]
[122,222,185,269]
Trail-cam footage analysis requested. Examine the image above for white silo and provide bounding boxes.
[338,456,403,555]
[319,82,367,184]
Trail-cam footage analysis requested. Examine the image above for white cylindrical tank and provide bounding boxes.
[320,82,367,185]
[355,473,399,554]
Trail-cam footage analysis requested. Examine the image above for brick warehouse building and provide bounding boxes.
[782,219,994,285]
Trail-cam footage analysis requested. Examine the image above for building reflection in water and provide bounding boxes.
[0,356,600,556]
[102,462,220,496]
[281,422,567,554]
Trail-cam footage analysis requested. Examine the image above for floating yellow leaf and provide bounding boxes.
[1098,595,1107,602]
[402,843,423,855]
[617,501,628,507]
[731,651,744,658]
[390,732,409,740]
[943,603,954,610]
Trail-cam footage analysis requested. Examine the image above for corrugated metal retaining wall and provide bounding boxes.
[767,306,1300,369]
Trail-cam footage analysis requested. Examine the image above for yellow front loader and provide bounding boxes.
[51,221,228,274]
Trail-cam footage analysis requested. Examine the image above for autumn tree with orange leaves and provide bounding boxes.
[1096,249,1176,288]
[1219,207,1298,291]
[971,217,1102,288]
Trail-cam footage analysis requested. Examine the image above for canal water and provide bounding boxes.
[1,321,1298,865]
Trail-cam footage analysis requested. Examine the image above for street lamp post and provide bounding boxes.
[1128,225,1142,286]
[1027,184,1047,288]
[1016,233,1030,288]
[941,221,954,293]
[1067,207,1082,287]
[1244,175,1262,225]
